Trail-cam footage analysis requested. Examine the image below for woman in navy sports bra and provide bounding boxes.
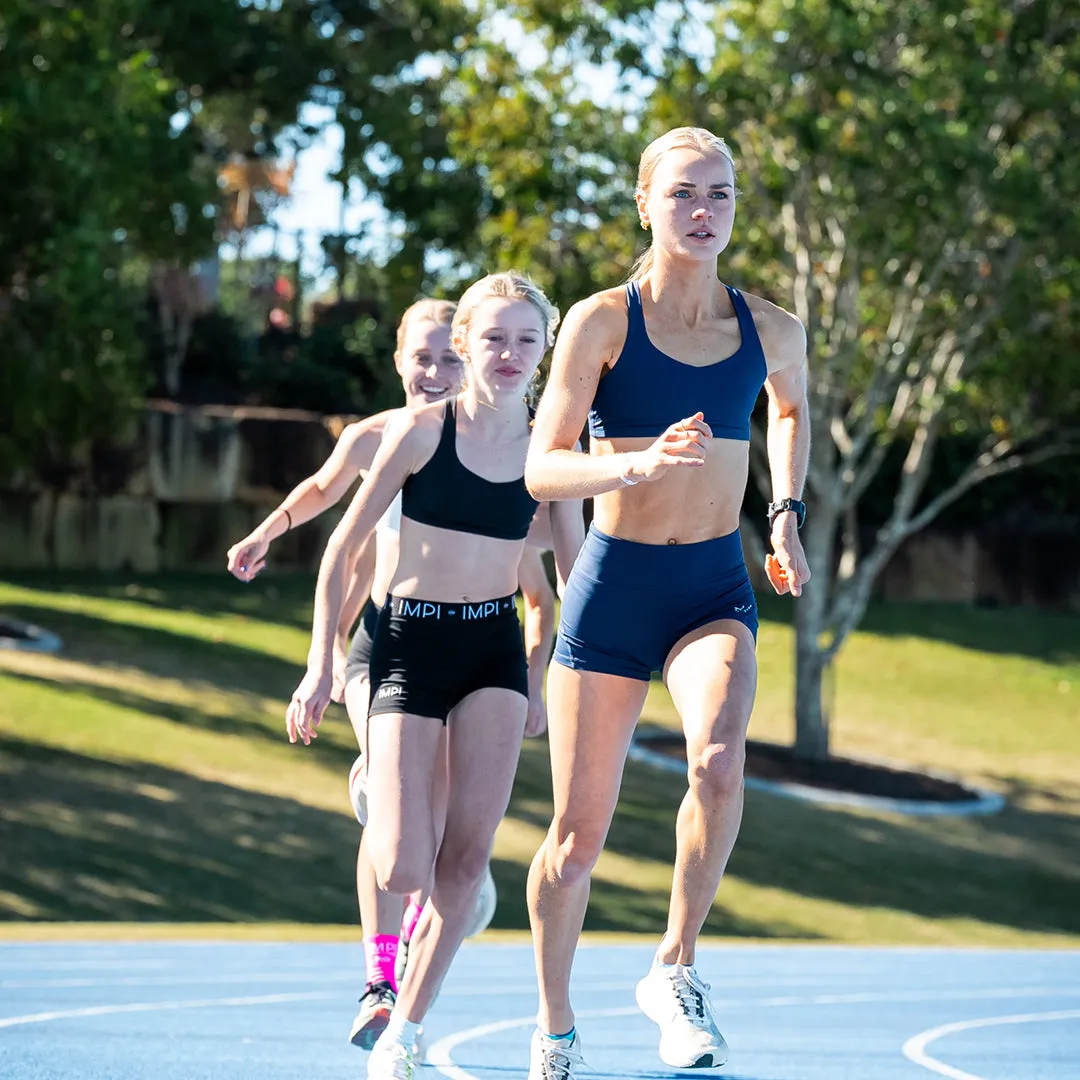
[523,127,812,1078]
[286,272,571,1080]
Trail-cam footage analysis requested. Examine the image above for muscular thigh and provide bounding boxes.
[664,619,757,750]
[365,711,444,855]
[545,664,648,837]
[441,687,528,854]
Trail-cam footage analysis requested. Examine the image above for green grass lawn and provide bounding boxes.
[1,572,1078,947]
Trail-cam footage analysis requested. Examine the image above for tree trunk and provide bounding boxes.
[793,590,831,760]
[792,497,837,760]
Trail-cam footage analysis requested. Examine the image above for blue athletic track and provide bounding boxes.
[2,941,1078,1080]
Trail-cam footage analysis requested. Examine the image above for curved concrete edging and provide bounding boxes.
[627,740,1006,818]
[0,619,63,655]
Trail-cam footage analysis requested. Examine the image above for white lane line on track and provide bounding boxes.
[427,990,1080,1080]
[0,973,361,990]
[427,1008,637,1080]
[0,990,338,1030]
[902,1008,1080,1080]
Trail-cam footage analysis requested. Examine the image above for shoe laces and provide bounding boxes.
[669,965,712,1023]
[540,1038,585,1080]
[376,1040,415,1080]
[361,980,395,1007]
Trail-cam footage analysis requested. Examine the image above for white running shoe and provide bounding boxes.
[412,1026,427,1064]
[349,980,395,1049]
[367,1036,416,1080]
[527,1028,585,1080]
[349,754,368,826]
[463,864,497,938]
[635,962,728,1068]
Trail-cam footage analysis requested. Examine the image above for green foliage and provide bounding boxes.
[0,0,486,484]
[341,0,1079,755]
[0,1,208,483]
[705,0,1080,434]
[0,234,149,486]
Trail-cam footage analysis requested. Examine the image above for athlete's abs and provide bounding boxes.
[591,436,748,545]
[389,518,526,602]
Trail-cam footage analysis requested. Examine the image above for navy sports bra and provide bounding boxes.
[401,400,538,541]
[587,280,768,441]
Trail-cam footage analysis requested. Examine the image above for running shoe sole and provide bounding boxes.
[349,1005,392,1050]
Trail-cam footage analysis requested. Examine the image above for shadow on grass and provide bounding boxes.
[0,735,361,923]
[730,785,1080,936]
[755,592,1080,666]
[508,741,1080,939]
[7,572,1080,668]
[2,725,1077,937]
[1,571,316,633]
[0,604,303,699]
[2,668,287,745]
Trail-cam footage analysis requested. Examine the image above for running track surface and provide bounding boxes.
[2,941,1078,1080]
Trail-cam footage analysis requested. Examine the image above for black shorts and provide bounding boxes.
[368,594,528,724]
[344,598,381,687]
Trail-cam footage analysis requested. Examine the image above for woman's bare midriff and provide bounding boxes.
[389,519,526,601]
[591,436,748,545]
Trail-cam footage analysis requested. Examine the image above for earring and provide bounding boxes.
[640,219,649,230]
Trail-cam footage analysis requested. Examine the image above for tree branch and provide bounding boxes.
[901,436,1076,540]
[822,432,1078,664]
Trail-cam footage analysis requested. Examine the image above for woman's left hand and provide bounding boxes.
[765,517,811,597]
[286,667,333,745]
[524,694,548,738]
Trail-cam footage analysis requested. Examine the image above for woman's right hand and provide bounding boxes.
[623,413,712,483]
[286,666,333,746]
[226,533,270,582]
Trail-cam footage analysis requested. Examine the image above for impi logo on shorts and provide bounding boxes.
[376,684,404,699]
[396,598,505,619]
[399,599,443,618]
[463,601,501,619]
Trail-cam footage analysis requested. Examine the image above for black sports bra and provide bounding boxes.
[400,400,538,541]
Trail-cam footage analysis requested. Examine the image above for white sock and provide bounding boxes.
[383,1010,420,1049]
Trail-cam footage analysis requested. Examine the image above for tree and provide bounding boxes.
[361,0,1080,759]
[643,0,1080,756]
[0,0,215,485]
[334,0,660,310]
[0,0,488,484]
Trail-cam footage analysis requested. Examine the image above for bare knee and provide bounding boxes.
[373,850,430,897]
[434,842,490,898]
[687,738,745,807]
[546,823,607,888]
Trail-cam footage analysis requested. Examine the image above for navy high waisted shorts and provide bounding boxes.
[553,524,757,682]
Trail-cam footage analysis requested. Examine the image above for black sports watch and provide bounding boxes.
[768,498,806,530]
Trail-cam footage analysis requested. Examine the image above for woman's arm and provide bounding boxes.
[526,294,711,501]
[525,296,628,501]
[286,411,423,744]
[516,545,556,737]
[226,413,386,581]
[762,308,812,597]
[331,531,377,702]
[546,496,585,597]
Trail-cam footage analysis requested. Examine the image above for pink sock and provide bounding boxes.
[363,934,400,991]
[401,897,424,943]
